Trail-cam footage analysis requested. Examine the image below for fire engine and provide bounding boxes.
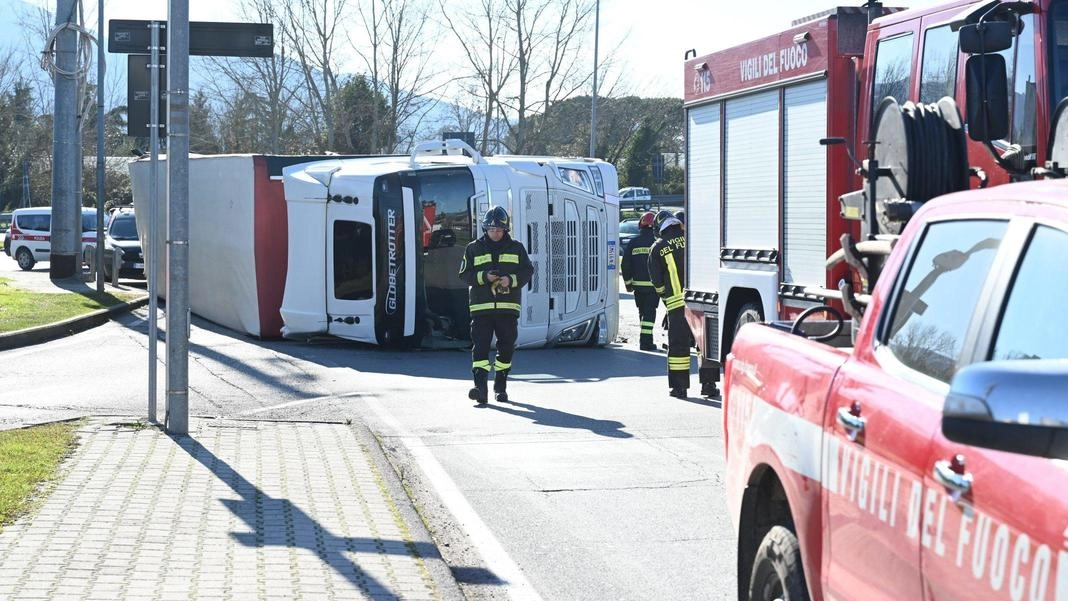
[682,0,1068,396]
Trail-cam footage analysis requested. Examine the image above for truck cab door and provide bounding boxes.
[324,175,379,344]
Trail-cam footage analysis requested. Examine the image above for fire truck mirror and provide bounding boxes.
[964,54,1009,142]
[958,21,1013,54]
[942,359,1068,461]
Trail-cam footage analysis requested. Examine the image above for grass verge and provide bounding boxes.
[0,420,82,533]
[0,277,140,333]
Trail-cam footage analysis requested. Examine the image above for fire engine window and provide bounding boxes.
[991,225,1068,361]
[919,25,957,104]
[1050,1,1068,108]
[333,220,373,301]
[994,13,1037,152]
[883,219,1007,383]
[872,33,914,105]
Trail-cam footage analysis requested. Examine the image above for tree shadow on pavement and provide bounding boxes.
[169,432,490,599]
[485,399,633,438]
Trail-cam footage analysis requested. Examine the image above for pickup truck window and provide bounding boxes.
[884,219,1007,382]
[991,225,1068,360]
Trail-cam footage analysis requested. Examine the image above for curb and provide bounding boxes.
[0,295,149,351]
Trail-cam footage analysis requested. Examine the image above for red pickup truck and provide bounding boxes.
[723,179,1068,601]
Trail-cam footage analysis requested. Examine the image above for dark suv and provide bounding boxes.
[99,209,145,279]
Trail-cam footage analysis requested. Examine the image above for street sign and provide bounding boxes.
[127,54,167,138]
[109,20,274,57]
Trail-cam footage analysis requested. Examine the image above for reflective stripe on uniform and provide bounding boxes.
[665,254,683,303]
[654,285,666,295]
[470,302,522,313]
[640,321,654,334]
[477,271,485,285]
[473,359,491,372]
[474,254,492,265]
[668,356,690,371]
[631,280,654,288]
[494,359,512,371]
[631,247,651,255]
[500,253,519,263]
[664,293,685,311]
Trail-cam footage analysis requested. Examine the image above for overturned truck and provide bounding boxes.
[129,140,620,348]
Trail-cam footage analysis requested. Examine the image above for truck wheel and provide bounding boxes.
[15,247,35,271]
[748,525,809,601]
[733,301,763,338]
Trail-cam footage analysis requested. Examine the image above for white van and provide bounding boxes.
[7,207,99,271]
[618,186,651,210]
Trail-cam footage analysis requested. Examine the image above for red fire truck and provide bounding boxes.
[682,0,1068,397]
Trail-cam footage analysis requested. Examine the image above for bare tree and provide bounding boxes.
[440,0,516,154]
[282,0,351,151]
[204,0,304,153]
[354,0,446,153]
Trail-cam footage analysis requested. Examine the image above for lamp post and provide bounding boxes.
[589,0,600,158]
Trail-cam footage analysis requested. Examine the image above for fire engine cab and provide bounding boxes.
[682,0,1068,396]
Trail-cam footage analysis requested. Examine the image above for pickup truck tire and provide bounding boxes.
[748,525,809,601]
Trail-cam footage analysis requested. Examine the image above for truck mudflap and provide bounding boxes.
[684,290,721,395]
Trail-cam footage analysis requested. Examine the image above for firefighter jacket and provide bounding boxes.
[648,225,686,312]
[621,228,656,290]
[459,233,534,317]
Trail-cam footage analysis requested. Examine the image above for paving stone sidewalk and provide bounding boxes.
[0,417,462,601]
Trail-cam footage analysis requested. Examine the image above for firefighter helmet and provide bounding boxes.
[638,211,656,229]
[654,209,680,233]
[673,210,685,225]
[482,206,510,232]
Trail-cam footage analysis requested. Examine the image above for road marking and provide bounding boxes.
[236,392,364,416]
[364,395,544,601]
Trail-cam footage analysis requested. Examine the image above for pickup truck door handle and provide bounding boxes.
[836,402,866,441]
[933,454,973,502]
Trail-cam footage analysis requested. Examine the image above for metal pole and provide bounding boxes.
[588,0,600,158]
[148,21,162,424]
[51,0,79,280]
[165,0,190,435]
[94,0,105,293]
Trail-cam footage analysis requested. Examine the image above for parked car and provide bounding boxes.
[88,207,144,279]
[618,186,651,210]
[7,206,99,271]
[618,218,641,248]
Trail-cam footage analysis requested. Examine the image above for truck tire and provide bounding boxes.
[733,301,763,338]
[748,525,809,601]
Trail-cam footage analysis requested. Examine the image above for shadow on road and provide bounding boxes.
[485,399,633,438]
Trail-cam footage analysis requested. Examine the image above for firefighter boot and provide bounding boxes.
[468,370,488,404]
[640,333,658,351]
[494,370,509,403]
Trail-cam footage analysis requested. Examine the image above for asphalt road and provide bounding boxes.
[1,258,736,600]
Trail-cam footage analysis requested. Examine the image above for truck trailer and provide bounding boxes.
[129,140,620,348]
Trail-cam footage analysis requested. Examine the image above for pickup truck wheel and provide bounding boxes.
[748,525,809,601]
[15,247,35,271]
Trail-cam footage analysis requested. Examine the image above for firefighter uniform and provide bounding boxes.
[458,206,534,404]
[648,211,690,398]
[621,212,659,351]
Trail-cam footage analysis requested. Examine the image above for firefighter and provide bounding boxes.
[621,211,659,351]
[458,206,534,404]
[648,210,690,398]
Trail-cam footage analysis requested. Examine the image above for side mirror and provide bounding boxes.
[943,360,1068,460]
[965,54,1009,141]
[958,21,1013,54]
